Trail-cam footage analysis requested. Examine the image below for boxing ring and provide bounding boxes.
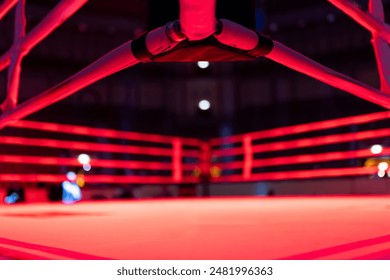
[1,0,390,259]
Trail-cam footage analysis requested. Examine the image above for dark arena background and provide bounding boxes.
[0,0,390,260]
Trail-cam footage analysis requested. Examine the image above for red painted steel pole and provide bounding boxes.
[172,138,183,182]
[242,135,253,180]
[179,0,216,40]
[368,0,390,93]
[1,0,25,112]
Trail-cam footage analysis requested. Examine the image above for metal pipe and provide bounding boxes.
[214,19,258,50]
[0,0,17,21]
[1,0,25,112]
[266,41,390,109]
[179,0,216,40]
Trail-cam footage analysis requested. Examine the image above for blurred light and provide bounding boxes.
[83,163,91,172]
[371,144,383,154]
[198,100,211,111]
[378,170,386,177]
[378,162,389,171]
[66,171,77,181]
[4,192,19,204]
[76,177,85,187]
[62,181,82,204]
[78,153,90,165]
[192,166,201,177]
[210,166,222,178]
[197,61,209,69]
[4,196,13,204]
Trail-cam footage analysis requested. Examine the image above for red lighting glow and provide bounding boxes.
[242,135,253,179]
[216,148,390,170]
[211,111,390,146]
[11,120,200,146]
[0,136,198,157]
[212,167,378,183]
[1,197,390,259]
[0,174,198,184]
[0,155,197,171]
[172,139,183,182]
[213,128,390,157]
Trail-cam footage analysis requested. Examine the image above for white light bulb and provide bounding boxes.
[378,162,389,171]
[197,61,209,69]
[198,100,211,111]
[370,144,383,154]
[78,153,91,165]
[83,163,91,172]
